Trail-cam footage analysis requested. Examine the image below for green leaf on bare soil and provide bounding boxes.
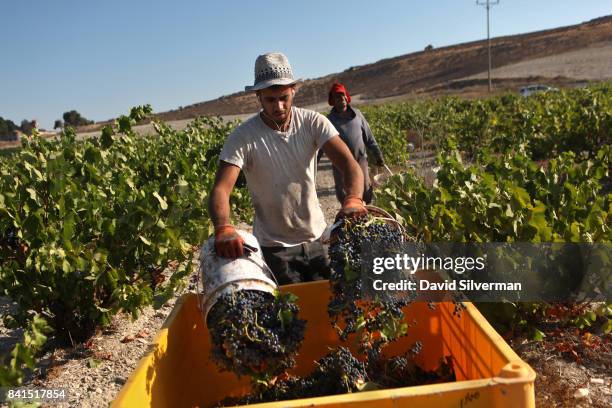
[87,358,101,369]
[532,328,546,341]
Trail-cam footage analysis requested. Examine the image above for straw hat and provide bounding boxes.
[245,52,300,92]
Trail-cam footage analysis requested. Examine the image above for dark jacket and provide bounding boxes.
[319,106,384,204]
[326,106,383,164]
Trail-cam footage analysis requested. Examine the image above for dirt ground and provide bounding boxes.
[467,41,612,81]
[511,333,611,408]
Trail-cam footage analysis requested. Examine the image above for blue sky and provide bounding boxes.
[1,1,610,128]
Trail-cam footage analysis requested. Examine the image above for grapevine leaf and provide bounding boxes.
[153,191,168,210]
[100,125,114,149]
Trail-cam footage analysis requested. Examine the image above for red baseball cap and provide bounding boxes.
[328,83,351,106]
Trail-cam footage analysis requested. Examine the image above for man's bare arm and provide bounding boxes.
[208,161,242,227]
[322,136,364,198]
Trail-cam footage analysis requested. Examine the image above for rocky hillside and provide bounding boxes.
[154,16,611,120]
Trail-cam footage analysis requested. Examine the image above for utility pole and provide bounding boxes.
[476,0,499,93]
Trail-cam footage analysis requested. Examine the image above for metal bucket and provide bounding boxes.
[372,173,390,188]
[372,164,394,188]
[198,230,277,321]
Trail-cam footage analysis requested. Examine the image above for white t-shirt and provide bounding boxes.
[219,107,338,247]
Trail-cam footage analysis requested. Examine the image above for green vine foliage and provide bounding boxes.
[362,83,611,164]
[371,89,611,337]
[375,146,610,243]
[0,314,51,387]
[0,107,251,343]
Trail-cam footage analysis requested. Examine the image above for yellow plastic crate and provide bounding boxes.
[112,280,536,407]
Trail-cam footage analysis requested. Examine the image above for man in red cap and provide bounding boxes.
[209,53,367,284]
[321,83,385,204]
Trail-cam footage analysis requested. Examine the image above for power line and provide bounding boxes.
[476,0,500,93]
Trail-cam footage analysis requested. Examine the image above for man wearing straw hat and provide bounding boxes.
[209,52,367,285]
[319,82,385,204]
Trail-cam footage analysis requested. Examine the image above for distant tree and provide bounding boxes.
[0,117,19,140]
[54,119,64,129]
[62,110,94,128]
[424,44,434,51]
[20,119,36,136]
